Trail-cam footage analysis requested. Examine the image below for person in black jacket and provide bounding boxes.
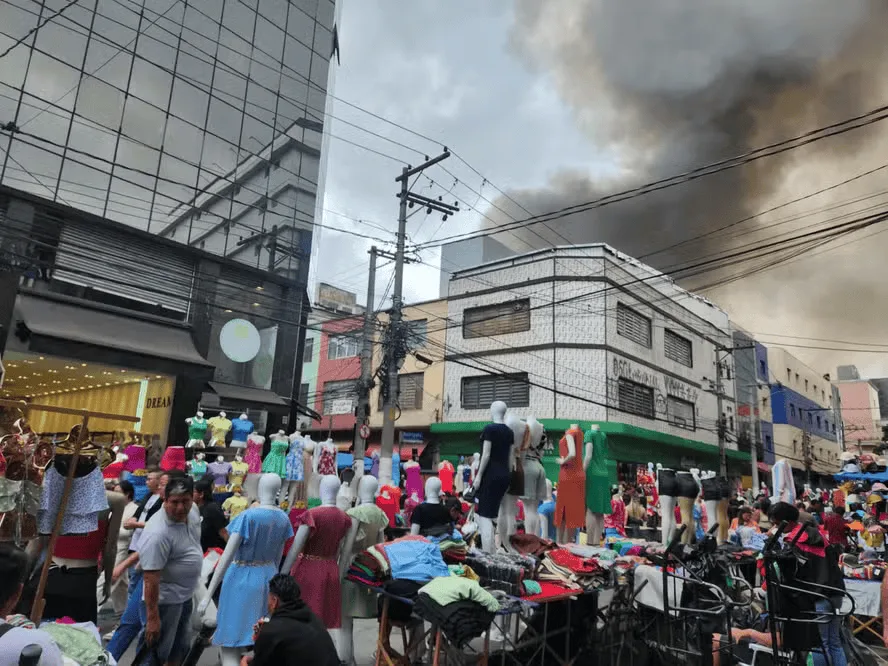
[241,575,338,666]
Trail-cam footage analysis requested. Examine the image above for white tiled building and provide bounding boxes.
[442,244,737,449]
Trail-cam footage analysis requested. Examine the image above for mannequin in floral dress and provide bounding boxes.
[283,431,305,507]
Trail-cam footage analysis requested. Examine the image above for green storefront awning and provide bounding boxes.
[431,419,750,470]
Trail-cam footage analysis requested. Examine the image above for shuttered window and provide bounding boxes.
[463,299,530,339]
[322,379,356,414]
[616,303,651,348]
[664,329,693,367]
[618,378,654,418]
[461,373,530,409]
[667,395,695,430]
[380,373,424,411]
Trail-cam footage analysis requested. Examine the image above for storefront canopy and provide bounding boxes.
[206,381,289,408]
[834,471,888,482]
[15,293,212,367]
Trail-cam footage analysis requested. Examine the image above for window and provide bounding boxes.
[616,304,652,348]
[787,368,791,382]
[790,403,796,418]
[463,299,530,339]
[824,420,829,432]
[759,360,766,376]
[792,439,797,454]
[765,435,772,451]
[303,337,314,363]
[461,373,530,409]
[806,412,812,424]
[298,382,309,407]
[728,416,735,432]
[813,384,817,394]
[667,395,695,430]
[816,416,822,429]
[795,373,800,384]
[327,330,360,359]
[664,330,693,367]
[405,319,428,348]
[805,379,809,392]
[380,372,424,411]
[322,379,356,415]
[618,378,655,418]
[832,423,836,434]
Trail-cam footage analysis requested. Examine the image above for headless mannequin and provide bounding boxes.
[304,436,319,499]
[497,414,525,551]
[340,476,385,664]
[230,413,250,449]
[283,431,306,507]
[199,474,284,666]
[658,464,676,546]
[470,452,481,485]
[186,411,207,448]
[583,424,604,545]
[472,400,509,553]
[410,477,443,536]
[701,470,720,543]
[676,470,696,545]
[540,479,554,539]
[242,433,264,501]
[522,417,545,538]
[555,424,581,544]
[455,456,467,494]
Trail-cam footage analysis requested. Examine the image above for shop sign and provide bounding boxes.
[145,395,172,409]
[400,431,424,443]
[220,319,261,363]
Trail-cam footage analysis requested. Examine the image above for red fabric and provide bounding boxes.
[523,581,582,602]
[604,498,626,536]
[785,523,827,557]
[438,461,454,495]
[102,461,124,480]
[823,513,848,548]
[54,520,108,561]
[547,548,603,575]
[376,486,401,527]
[160,446,186,471]
[283,507,308,557]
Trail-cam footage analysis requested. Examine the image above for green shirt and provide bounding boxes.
[584,428,609,477]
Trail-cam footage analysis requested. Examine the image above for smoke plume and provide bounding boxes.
[496,0,888,371]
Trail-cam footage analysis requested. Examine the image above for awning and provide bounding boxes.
[206,381,288,407]
[15,294,212,367]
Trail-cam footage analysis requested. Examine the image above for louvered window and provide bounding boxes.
[664,329,693,367]
[380,373,424,411]
[667,395,695,430]
[322,379,356,414]
[618,378,654,418]
[461,373,530,409]
[463,299,530,339]
[616,303,651,348]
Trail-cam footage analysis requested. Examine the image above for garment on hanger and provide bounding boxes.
[285,438,305,482]
[187,418,208,443]
[290,505,353,628]
[553,426,586,530]
[44,518,109,623]
[188,459,207,480]
[343,503,390,618]
[584,428,611,515]
[262,438,288,478]
[207,460,232,488]
[438,461,454,495]
[38,466,107,535]
[231,418,254,442]
[122,445,146,472]
[212,508,293,647]
[244,434,264,473]
[475,423,513,519]
[206,415,231,445]
[317,442,336,476]
[159,446,186,471]
[230,459,249,487]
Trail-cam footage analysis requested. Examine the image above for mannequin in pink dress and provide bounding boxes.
[404,459,422,500]
[243,433,265,500]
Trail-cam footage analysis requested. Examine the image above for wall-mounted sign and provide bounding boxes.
[220,319,261,363]
[145,395,171,409]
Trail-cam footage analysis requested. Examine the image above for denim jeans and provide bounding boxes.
[106,568,144,660]
[811,598,847,666]
[136,598,193,665]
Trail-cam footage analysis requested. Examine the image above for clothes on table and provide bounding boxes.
[554,426,586,529]
[229,460,248,487]
[244,435,264,473]
[475,423,514,519]
[213,506,293,647]
[262,439,289,478]
[384,538,449,581]
[438,461,454,494]
[231,418,254,443]
[414,595,496,648]
[123,445,146,472]
[188,459,207,480]
[465,549,535,596]
[286,437,305,481]
[160,446,186,471]
[418,576,499,612]
[343,503,390,618]
[207,461,232,488]
[0,621,64,666]
[289,505,353,628]
[222,494,250,519]
[38,465,107,535]
[510,533,557,557]
[39,622,108,666]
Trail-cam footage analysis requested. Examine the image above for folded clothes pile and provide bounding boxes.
[538,548,610,590]
[415,577,499,647]
[347,535,450,586]
[427,528,468,562]
[464,548,536,596]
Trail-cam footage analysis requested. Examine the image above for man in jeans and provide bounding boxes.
[137,475,202,666]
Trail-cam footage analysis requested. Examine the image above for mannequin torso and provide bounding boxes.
[207,413,232,446]
[262,432,289,479]
[230,415,253,446]
[438,460,455,495]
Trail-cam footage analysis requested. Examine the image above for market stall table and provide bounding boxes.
[842,579,880,640]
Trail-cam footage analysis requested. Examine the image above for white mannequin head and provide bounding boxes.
[323,437,334,447]
[490,401,507,423]
[424,477,442,504]
[569,423,579,431]
[116,452,128,464]
[290,431,302,443]
[196,410,204,419]
[216,454,225,463]
[239,413,248,420]
[219,411,226,419]
[589,423,599,431]
[319,475,341,505]
[356,475,378,505]
[257,473,281,505]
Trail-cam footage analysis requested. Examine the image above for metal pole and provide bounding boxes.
[716,351,727,477]
[750,418,760,492]
[379,168,409,486]
[353,247,377,478]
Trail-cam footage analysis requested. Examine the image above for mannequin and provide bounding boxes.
[337,469,356,511]
[281,476,355,632]
[230,413,253,448]
[187,452,207,481]
[521,417,547,538]
[539,480,555,539]
[554,423,585,544]
[122,432,146,478]
[410,477,451,537]
[438,459,455,495]
[470,452,481,485]
[455,456,467,494]
[304,435,319,499]
[208,454,232,491]
[230,452,248,489]
[340,476,389,664]
[283,431,306,507]
[499,414,527,551]
[657,464,677,546]
[317,437,337,477]
[675,470,699,544]
[404,458,422,500]
[222,484,249,519]
[471,401,514,553]
[583,424,610,546]
[700,470,721,543]
[243,432,265,500]
[207,411,232,447]
[261,431,289,490]
[186,411,208,448]
[199,474,293,666]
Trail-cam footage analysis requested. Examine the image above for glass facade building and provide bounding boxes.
[0,0,335,277]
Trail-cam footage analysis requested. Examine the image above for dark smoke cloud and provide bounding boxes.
[493,0,888,372]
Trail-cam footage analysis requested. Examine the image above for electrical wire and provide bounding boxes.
[0,0,82,60]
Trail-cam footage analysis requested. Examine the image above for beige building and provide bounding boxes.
[369,299,447,431]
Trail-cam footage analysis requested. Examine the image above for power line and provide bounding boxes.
[0,0,82,60]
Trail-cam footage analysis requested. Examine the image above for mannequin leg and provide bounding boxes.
[678,497,694,544]
[476,516,496,553]
[556,523,571,545]
[338,615,355,665]
[704,500,719,542]
[243,474,260,501]
[660,495,676,546]
[717,499,730,544]
[585,511,604,545]
[220,647,242,666]
[524,503,541,537]
[540,514,550,540]
[498,495,519,552]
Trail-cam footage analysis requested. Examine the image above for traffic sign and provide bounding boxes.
[359,423,371,440]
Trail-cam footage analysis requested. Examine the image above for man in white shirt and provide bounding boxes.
[0,543,63,666]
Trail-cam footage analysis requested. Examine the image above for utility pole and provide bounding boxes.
[715,349,728,478]
[378,151,459,485]
[352,246,378,478]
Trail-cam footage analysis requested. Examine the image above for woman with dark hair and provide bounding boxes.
[193,478,228,552]
[244,574,338,666]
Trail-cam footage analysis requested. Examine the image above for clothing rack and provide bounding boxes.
[0,398,139,623]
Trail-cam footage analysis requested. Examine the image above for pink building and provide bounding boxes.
[836,379,882,452]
